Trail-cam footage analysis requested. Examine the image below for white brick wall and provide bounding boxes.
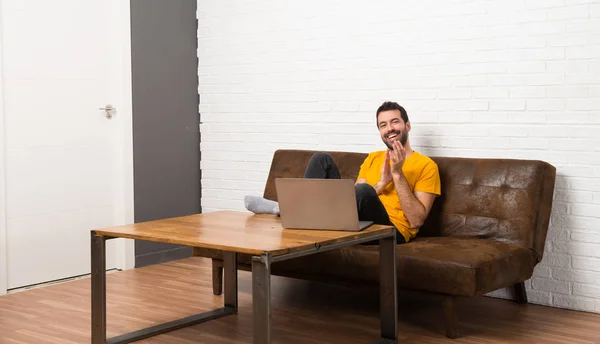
[198,0,600,313]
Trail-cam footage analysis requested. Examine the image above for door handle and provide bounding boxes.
[99,105,116,119]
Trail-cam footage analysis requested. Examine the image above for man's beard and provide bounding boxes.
[383,130,408,150]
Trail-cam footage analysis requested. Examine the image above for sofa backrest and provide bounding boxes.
[263,149,556,262]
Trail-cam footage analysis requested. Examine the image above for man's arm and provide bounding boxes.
[391,174,436,228]
[355,178,367,185]
[389,140,437,228]
[355,178,389,195]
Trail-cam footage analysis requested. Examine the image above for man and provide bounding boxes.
[245,101,441,244]
[301,101,441,243]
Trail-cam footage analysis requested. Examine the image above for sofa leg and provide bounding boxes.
[212,259,224,296]
[443,296,459,339]
[513,282,528,304]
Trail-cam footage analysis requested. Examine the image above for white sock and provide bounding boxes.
[244,195,280,215]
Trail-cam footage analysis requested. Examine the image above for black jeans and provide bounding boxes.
[304,152,406,244]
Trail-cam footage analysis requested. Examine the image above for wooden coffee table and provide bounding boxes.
[90,210,398,343]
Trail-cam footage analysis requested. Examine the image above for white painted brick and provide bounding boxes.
[567,99,600,111]
[555,176,570,190]
[527,126,570,138]
[554,190,594,203]
[527,99,566,111]
[547,5,591,20]
[472,138,510,149]
[570,204,600,217]
[532,277,571,294]
[453,75,488,87]
[453,101,489,111]
[547,226,570,241]
[488,74,527,86]
[568,18,600,33]
[566,45,600,59]
[506,37,546,50]
[553,268,600,284]
[589,113,600,124]
[526,0,564,9]
[566,72,600,84]
[546,86,589,98]
[534,265,552,278]
[573,231,600,245]
[569,126,600,139]
[553,295,597,312]
[555,216,596,230]
[510,138,549,149]
[509,87,546,99]
[488,126,529,137]
[556,165,594,178]
[543,253,572,268]
[437,113,473,123]
[574,284,600,298]
[439,138,473,149]
[570,178,600,192]
[330,102,359,112]
[472,88,509,99]
[553,241,600,258]
[571,153,600,166]
[572,257,600,272]
[526,73,565,85]
[546,113,589,124]
[546,60,588,73]
[550,140,600,152]
[592,3,600,16]
[546,34,589,47]
[528,290,553,305]
[472,113,509,123]
[489,100,526,111]
[437,89,471,100]
[586,58,600,73]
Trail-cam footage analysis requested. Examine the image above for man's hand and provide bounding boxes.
[390,140,406,176]
[380,150,393,185]
[371,150,393,194]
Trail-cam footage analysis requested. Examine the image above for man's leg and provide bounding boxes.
[355,183,406,244]
[245,152,339,215]
[304,152,341,179]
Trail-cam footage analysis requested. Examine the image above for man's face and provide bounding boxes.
[377,109,409,150]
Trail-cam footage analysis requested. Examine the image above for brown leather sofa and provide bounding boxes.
[194,149,556,338]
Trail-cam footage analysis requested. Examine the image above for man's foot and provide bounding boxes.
[244,195,280,215]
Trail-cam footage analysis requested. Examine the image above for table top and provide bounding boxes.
[93,210,395,256]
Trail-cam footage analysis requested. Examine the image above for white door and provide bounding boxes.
[0,0,134,290]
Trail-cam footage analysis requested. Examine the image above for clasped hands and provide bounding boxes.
[380,140,406,187]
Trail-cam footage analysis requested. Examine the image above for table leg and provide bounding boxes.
[223,252,238,310]
[252,253,272,344]
[378,235,398,343]
[91,231,107,344]
[92,243,237,344]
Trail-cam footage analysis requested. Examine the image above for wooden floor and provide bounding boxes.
[1,257,599,344]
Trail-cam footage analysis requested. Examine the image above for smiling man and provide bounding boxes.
[302,101,441,244]
[355,101,441,243]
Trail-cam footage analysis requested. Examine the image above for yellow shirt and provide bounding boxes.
[357,150,441,242]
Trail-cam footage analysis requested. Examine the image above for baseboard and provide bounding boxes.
[135,246,193,268]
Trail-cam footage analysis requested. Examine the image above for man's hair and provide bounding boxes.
[376,101,409,126]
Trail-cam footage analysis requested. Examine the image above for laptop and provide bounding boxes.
[275,178,373,231]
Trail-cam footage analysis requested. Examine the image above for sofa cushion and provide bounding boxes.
[269,237,537,297]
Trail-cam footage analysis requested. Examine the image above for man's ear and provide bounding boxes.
[406,120,411,132]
